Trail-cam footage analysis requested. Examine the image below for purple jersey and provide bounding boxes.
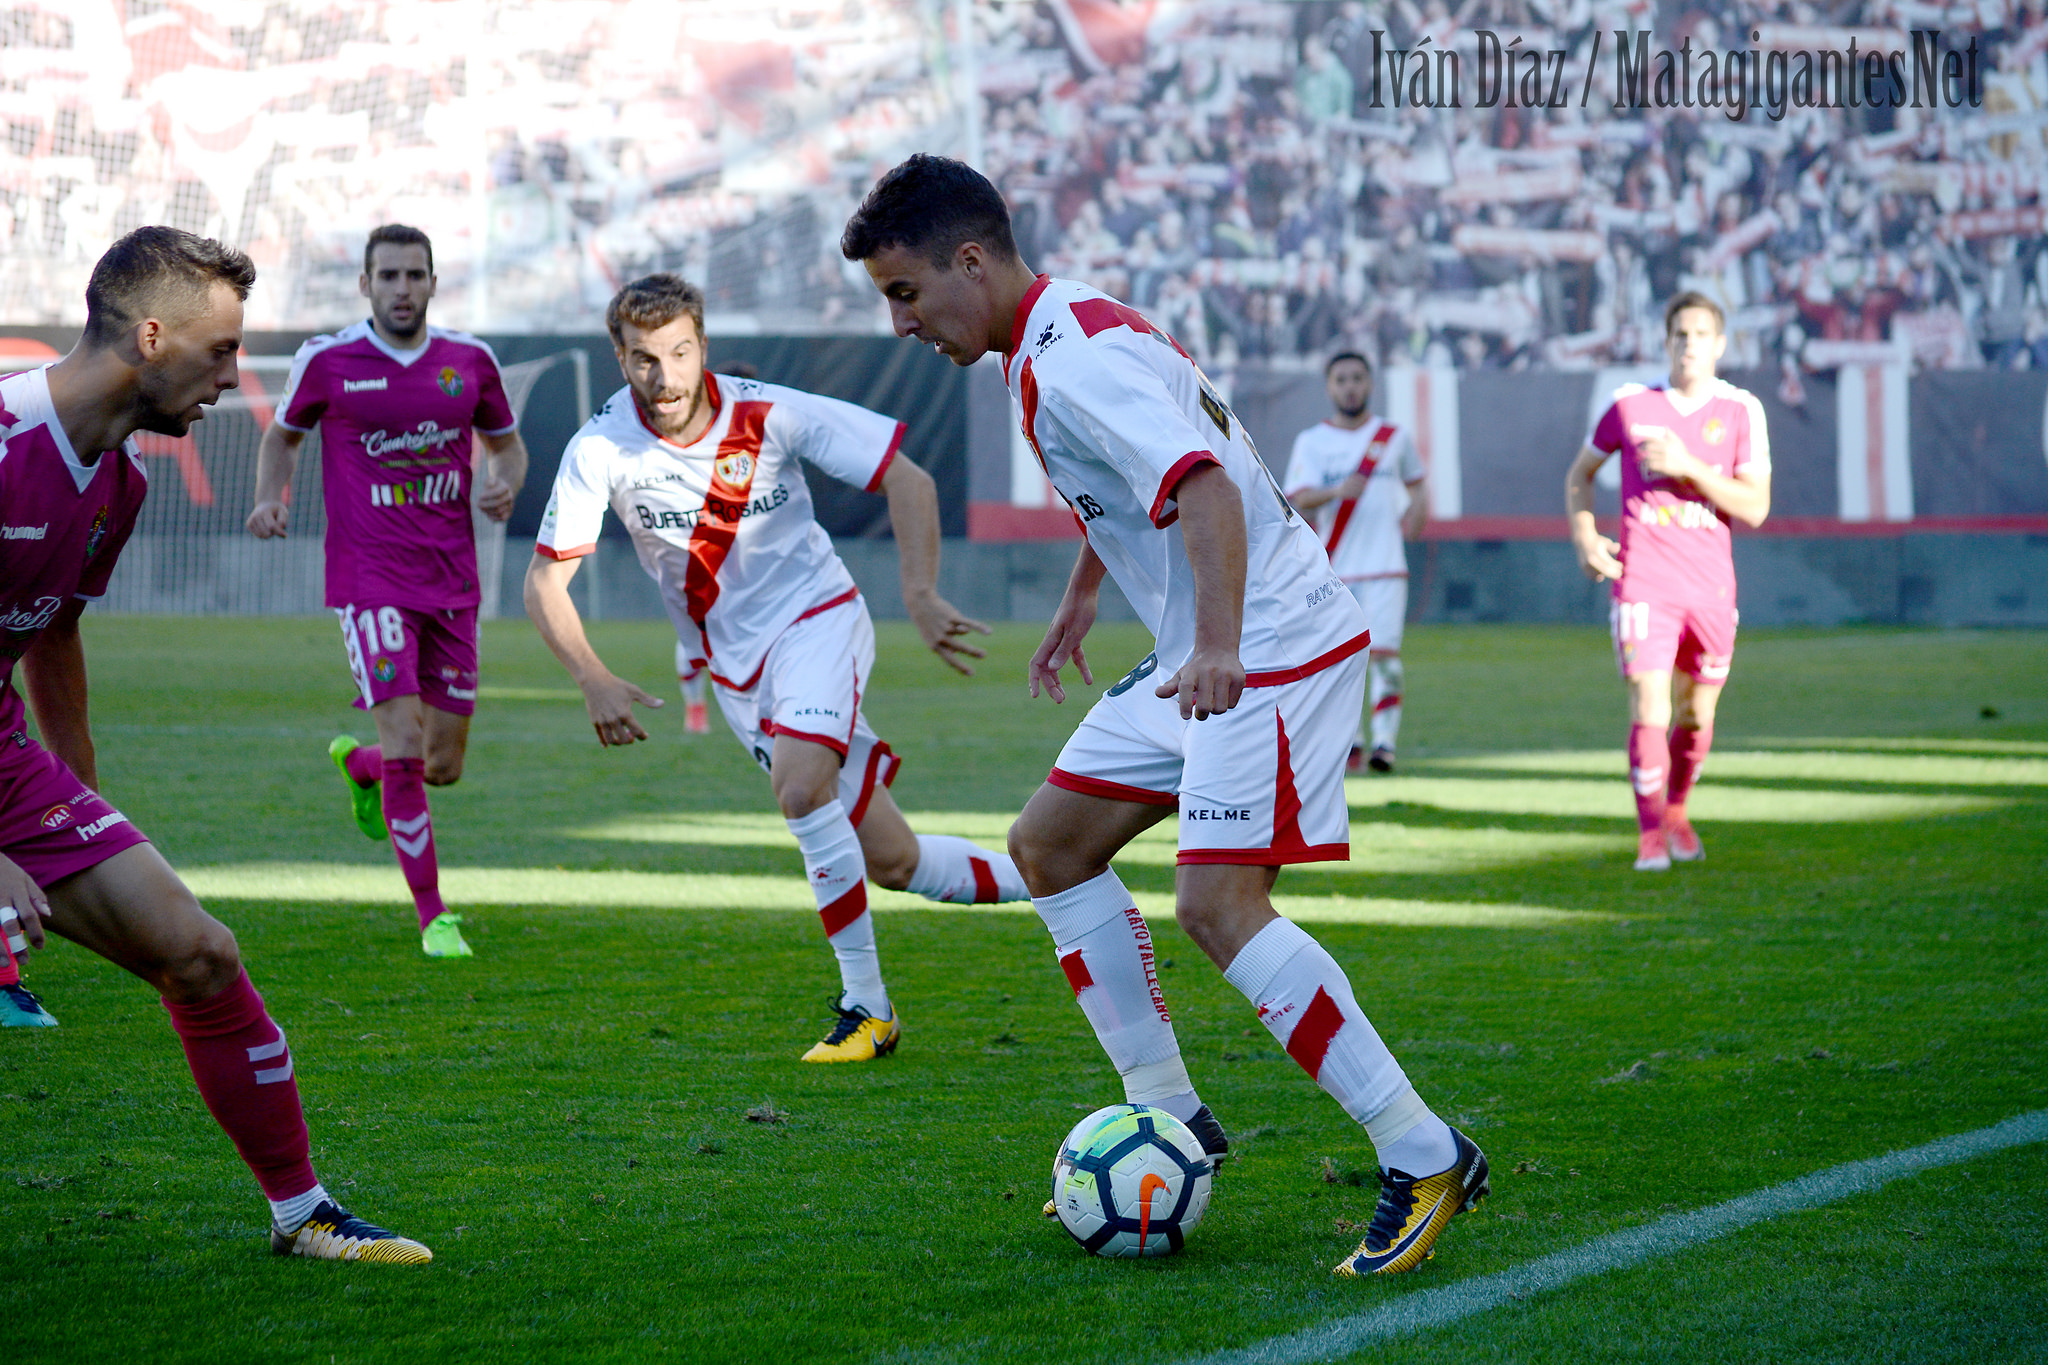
[0,367,148,733]
[276,321,517,611]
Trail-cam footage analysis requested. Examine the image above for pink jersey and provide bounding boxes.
[0,367,147,733]
[276,321,517,611]
[1587,378,1769,603]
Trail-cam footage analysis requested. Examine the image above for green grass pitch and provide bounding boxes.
[4,616,2044,1364]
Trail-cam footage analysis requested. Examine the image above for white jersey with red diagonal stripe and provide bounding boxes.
[536,373,903,688]
[1002,276,1366,684]
[1281,417,1423,583]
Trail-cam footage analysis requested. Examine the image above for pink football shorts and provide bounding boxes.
[1610,595,1737,682]
[0,730,150,890]
[339,603,481,715]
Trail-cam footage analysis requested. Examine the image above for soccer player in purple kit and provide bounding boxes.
[247,225,528,957]
[1566,292,1771,871]
[0,225,430,1261]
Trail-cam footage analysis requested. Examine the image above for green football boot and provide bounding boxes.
[328,736,388,841]
[420,912,473,959]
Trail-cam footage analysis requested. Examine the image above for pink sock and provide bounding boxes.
[344,743,383,787]
[0,946,18,987]
[162,969,318,1201]
[381,757,448,930]
[1628,723,1668,834]
[1667,724,1712,816]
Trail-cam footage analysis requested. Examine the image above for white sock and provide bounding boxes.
[1222,917,1419,1137]
[1368,1086,1458,1175]
[905,834,1030,904]
[1369,655,1404,753]
[788,800,888,1018]
[269,1181,330,1232]
[1033,869,1195,1108]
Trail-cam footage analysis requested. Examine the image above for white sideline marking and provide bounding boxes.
[1184,1109,2048,1365]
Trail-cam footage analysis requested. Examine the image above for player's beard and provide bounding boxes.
[133,367,199,437]
[374,300,427,347]
[637,379,706,441]
[1335,396,1368,420]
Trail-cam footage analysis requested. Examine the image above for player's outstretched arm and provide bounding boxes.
[1028,543,1106,704]
[879,454,990,675]
[523,554,664,747]
[1565,444,1622,581]
[246,421,304,538]
[1632,426,1771,527]
[20,598,97,789]
[1152,463,1247,721]
[475,429,529,522]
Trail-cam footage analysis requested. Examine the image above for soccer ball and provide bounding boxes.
[1051,1103,1213,1257]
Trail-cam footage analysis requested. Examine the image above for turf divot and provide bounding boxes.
[1184,1109,2048,1365]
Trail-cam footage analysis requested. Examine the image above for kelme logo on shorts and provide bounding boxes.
[373,657,398,682]
[438,366,463,397]
[39,803,71,830]
[1107,653,1158,698]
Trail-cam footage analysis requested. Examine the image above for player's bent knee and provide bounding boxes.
[160,910,243,1004]
[424,759,464,786]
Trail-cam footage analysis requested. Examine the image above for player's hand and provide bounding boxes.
[1155,644,1244,720]
[476,474,516,522]
[1028,596,1098,704]
[0,853,50,959]
[1335,471,1368,500]
[1631,425,1702,483]
[906,589,991,676]
[245,500,289,539]
[1574,532,1623,582]
[579,672,664,746]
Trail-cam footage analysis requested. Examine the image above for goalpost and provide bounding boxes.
[28,348,591,619]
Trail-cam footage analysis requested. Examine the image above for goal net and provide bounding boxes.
[53,348,591,618]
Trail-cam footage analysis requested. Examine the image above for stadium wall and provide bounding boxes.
[6,325,2041,628]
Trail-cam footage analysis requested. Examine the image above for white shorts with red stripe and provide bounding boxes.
[710,593,901,824]
[1048,649,1367,865]
[1346,576,1408,655]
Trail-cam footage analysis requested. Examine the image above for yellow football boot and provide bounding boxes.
[1333,1126,1490,1276]
[271,1200,433,1264]
[800,997,900,1062]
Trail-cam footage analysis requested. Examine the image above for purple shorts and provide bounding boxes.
[338,603,480,716]
[0,730,150,889]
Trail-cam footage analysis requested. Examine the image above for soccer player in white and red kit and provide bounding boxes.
[525,274,1029,1062]
[1566,292,1771,871]
[1283,352,1428,774]
[847,156,1489,1276]
[247,226,529,957]
[0,226,428,1261]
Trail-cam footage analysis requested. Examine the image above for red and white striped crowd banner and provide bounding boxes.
[1808,340,1913,524]
[1379,365,1463,519]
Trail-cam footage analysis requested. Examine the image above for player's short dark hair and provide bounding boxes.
[82,226,256,348]
[1325,351,1372,377]
[364,224,433,275]
[607,273,707,349]
[1663,291,1724,336]
[839,154,1019,268]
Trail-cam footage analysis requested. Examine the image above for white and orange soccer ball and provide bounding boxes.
[1051,1103,1212,1257]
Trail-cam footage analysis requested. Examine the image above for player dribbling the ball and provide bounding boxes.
[1565,293,1772,871]
[846,156,1489,1276]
